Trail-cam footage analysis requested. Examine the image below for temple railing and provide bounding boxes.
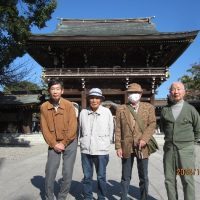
[44,67,167,78]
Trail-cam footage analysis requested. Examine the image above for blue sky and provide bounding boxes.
[17,0,200,98]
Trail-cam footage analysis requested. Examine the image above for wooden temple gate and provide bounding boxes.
[27,18,198,110]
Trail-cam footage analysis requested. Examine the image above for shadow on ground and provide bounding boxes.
[31,176,45,200]
[31,176,157,200]
[0,157,5,170]
[70,179,157,200]
[31,175,62,200]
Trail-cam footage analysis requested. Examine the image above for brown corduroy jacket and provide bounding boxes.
[115,102,156,158]
[40,97,77,148]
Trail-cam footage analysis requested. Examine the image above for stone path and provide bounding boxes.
[0,143,200,200]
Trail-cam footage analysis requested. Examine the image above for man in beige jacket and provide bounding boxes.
[115,83,156,200]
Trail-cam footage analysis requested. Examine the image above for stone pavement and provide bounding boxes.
[0,143,200,200]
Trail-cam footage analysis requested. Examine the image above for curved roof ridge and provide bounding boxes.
[58,17,156,24]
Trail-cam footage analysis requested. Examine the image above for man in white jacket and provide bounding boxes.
[79,88,114,200]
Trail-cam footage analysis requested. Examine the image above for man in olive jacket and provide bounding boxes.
[160,82,200,200]
[115,83,156,200]
[40,78,77,200]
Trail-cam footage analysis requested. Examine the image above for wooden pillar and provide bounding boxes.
[124,91,128,104]
[150,93,155,105]
[81,89,87,109]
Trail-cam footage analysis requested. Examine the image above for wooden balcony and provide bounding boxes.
[44,67,167,78]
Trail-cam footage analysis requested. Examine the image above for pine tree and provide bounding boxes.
[0,0,57,85]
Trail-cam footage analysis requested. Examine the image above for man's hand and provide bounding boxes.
[116,148,123,158]
[54,143,65,152]
[139,139,147,149]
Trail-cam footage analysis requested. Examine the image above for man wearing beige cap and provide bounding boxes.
[115,83,156,200]
[79,88,114,200]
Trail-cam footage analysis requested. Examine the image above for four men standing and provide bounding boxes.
[40,78,200,200]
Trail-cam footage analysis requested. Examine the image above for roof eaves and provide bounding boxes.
[28,30,199,42]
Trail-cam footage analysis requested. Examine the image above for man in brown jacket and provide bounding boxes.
[115,83,156,200]
[40,78,77,200]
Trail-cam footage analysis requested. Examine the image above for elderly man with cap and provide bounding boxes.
[115,83,156,200]
[79,88,114,200]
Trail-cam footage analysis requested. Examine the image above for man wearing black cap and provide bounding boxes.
[115,83,156,200]
[79,88,114,200]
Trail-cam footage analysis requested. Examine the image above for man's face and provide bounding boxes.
[89,96,101,111]
[49,84,64,103]
[128,92,141,104]
[170,83,185,103]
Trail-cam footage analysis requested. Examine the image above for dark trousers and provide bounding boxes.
[45,139,77,200]
[121,154,149,200]
[81,153,109,200]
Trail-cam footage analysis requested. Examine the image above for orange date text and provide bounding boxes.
[176,168,200,176]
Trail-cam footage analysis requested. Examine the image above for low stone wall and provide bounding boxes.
[0,132,165,146]
[0,133,45,145]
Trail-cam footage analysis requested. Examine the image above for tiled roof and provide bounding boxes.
[47,17,159,36]
[0,94,40,105]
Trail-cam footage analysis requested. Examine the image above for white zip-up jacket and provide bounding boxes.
[79,105,114,155]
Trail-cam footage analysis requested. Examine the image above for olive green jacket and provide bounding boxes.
[160,101,200,149]
[115,102,156,158]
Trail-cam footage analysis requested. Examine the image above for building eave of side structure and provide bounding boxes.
[0,94,40,111]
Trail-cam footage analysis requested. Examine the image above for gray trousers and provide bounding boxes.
[163,143,195,200]
[45,139,77,200]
